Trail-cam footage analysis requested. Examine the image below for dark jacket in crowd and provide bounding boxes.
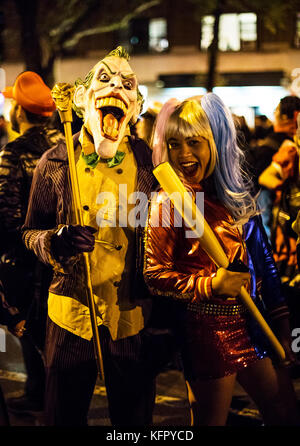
[244,131,292,194]
[0,279,23,328]
[0,125,63,328]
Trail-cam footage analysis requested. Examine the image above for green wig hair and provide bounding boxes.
[73,46,144,119]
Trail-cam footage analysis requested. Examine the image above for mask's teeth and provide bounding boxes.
[95,97,128,111]
[109,98,117,108]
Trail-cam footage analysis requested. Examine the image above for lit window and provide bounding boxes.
[201,13,257,51]
[239,13,257,50]
[295,12,300,48]
[219,14,240,51]
[201,16,214,50]
[149,18,168,53]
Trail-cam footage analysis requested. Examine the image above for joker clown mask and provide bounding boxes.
[73,50,142,159]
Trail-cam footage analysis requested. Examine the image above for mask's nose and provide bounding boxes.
[109,76,123,89]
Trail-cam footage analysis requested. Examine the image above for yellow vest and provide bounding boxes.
[48,130,146,341]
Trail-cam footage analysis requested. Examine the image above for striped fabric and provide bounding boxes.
[44,317,144,369]
[44,317,156,426]
[22,134,156,302]
[269,305,290,321]
[195,276,213,300]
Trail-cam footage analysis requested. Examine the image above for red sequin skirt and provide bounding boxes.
[181,307,265,381]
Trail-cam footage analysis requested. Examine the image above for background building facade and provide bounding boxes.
[1,1,300,125]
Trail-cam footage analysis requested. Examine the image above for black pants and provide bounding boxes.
[19,335,45,403]
[44,318,158,426]
[1,259,50,404]
[19,300,47,404]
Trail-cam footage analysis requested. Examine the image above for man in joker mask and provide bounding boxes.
[22,47,171,426]
[73,46,143,161]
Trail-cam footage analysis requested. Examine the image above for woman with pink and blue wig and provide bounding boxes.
[144,92,300,426]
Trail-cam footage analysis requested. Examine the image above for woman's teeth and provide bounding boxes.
[181,162,197,167]
[180,161,199,176]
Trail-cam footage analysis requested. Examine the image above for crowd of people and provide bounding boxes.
[0,45,300,427]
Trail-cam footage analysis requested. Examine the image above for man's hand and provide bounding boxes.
[51,224,97,260]
[211,267,250,298]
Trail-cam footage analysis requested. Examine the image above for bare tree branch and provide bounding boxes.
[50,0,100,48]
[49,0,97,38]
[61,0,161,49]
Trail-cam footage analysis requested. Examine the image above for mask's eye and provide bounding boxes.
[123,79,134,90]
[99,72,110,82]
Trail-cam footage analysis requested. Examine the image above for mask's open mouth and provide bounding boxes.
[95,95,128,141]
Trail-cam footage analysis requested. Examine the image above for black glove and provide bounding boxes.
[51,225,97,260]
[227,259,249,273]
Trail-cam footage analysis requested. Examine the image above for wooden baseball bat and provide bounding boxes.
[153,162,286,362]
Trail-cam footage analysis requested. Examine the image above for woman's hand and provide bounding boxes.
[211,267,250,298]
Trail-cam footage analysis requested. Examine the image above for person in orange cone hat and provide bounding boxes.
[0,71,62,416]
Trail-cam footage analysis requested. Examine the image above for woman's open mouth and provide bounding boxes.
[180,161,199,176]
[95,95,128,141]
